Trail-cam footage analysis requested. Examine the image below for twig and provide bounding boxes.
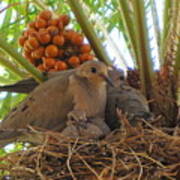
[66,138,79,180]
[77,153,102,180]
[128,146,143,180]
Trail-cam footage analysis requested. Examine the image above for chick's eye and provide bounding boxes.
[91,67,97,73]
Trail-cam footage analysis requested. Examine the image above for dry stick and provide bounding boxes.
[77,153,103,180]
[110,146,116,180]
[67,138,79,180]
[36,136,49,180]
[128,146,143,180]
[119,158,129,170]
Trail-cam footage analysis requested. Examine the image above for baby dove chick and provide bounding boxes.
[0,60,111,147]
[106,68,151,130]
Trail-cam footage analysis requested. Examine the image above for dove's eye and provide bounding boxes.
[91,67,97,73]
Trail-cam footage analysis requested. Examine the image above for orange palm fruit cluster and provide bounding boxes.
[18,10,94,72]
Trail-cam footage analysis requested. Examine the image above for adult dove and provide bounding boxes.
[0,60,112,147]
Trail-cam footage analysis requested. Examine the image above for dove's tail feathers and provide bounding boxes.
[0,78,38,94]
[0,130,22,148]
[0,129,47,148]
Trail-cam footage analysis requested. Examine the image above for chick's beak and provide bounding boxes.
[100,74,114,87]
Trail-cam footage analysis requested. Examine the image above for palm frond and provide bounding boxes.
[131,0,155,99]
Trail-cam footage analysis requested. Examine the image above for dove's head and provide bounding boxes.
[76,60,114,86]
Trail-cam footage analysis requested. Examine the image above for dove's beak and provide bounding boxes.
[100,74,114,87]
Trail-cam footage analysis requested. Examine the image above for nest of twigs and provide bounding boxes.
[0,112,180,180]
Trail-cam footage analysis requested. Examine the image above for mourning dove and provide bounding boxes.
[0,66,151,132]
[105,68,151,130]
[0,60,112,147]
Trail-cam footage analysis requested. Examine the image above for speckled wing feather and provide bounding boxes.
[0,70,74,146]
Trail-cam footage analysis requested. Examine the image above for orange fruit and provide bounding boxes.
[24,28,37,37]
[23,42,32,52]
[48,18,59,26]
[31,47,45,59]
[37,64,46,71]
[43,58,56,69]
[39,10,52,21]
[58,49,64,57]
[55,61,68,70]
[35,18,47,29]
[26,37,40,50]
[19,36,27,47]
[37,31,51,44]
[71,34,84,45]
[59,15,70,26]
[58,21,64,30]
[52,35,65,46]
[45,45,59,57]
[80,44,91,53]
[47,26,59,36]
[23,51,32,59]
[68,56,80,67]
[28,22,36,28]
[79,53,94,62]
[63,30,76,40]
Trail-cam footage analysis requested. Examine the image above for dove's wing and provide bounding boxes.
[0,70,74,131]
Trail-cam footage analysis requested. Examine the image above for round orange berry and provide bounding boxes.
[39,10,52,21]
[58,21,64,30]
[71,34,84,45]
[59,15,70,26]
[28,22,36,28]
[37,31,51,44]
[23,51,32,59]
[19,36,27,47]
[23,42,32,52]
[37,64,46,71]
[26,37,40,50]
[31,47,45,59]
[35,18,47,29]
[47,26,59,36]
[79,53,94,62]
[24,28,37,37]
[55,61,68,71]
[63,30,76,40]
[45,45,59,57]
[80,44,91,53]
[43,58,56,69]
[52,35,65,46]
[68,56,80,67]
[48,18,59,26]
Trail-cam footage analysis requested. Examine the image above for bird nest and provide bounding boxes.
[0,113,180,180]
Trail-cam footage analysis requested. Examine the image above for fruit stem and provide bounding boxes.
[0,38,47,82]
